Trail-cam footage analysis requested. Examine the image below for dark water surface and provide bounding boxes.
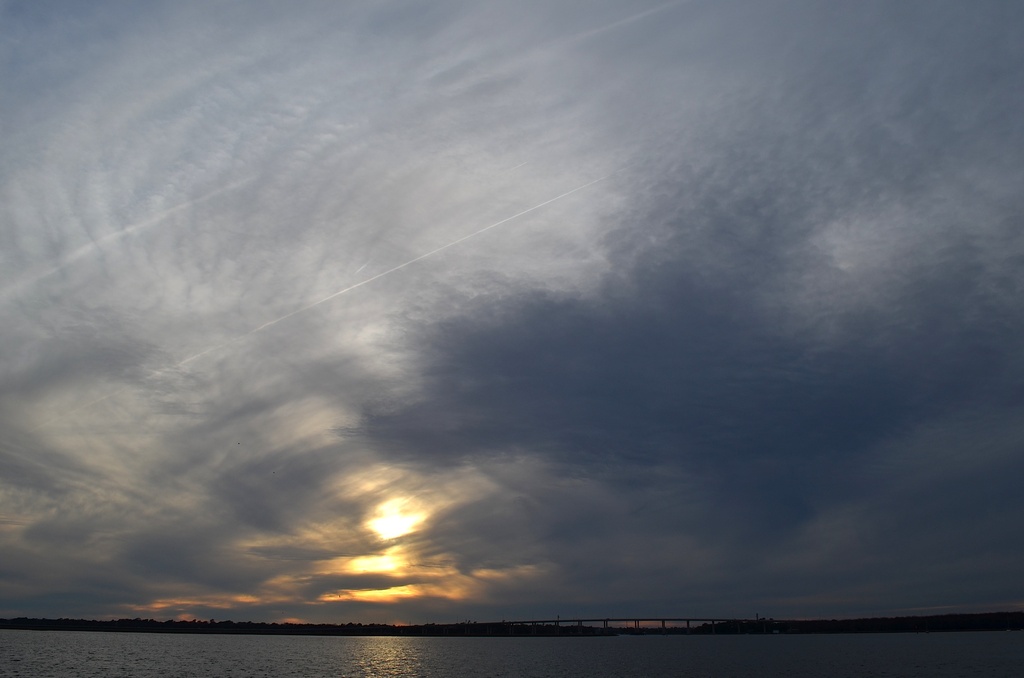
[2,629,1022,677]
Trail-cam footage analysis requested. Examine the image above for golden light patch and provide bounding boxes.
[334,585,419,603]
[201,465,531,613]
[323,574,492,605]
[345,553,402,573]
[470,564,547,581]
[367,498,426,540]
[129,593,264,613]
[311,546,410,576]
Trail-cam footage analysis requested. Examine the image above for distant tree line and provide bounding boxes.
[1,611,1022,636]
[687,612,1024,635]
[0,618,399,635]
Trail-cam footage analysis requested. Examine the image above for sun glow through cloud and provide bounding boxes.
[367,498,427,541]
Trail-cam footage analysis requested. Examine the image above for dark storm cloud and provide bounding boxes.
[342,0,1024,615]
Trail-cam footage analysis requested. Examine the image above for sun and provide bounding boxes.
[367,498,426,540]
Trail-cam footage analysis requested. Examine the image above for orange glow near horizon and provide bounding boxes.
[323,585,420,603]
[125,560,550,619]
[119,468,541,618]
[128,593,266,615]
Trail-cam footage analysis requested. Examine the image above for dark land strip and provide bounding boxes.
[2,612,1023,636]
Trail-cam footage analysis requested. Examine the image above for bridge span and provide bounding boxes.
[424,617,764,635]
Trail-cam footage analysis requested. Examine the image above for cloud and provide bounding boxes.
[1,0,1023,622]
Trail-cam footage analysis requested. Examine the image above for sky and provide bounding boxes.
[1,0,1023,625]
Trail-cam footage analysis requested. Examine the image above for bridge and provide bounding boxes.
[420,617,767,636]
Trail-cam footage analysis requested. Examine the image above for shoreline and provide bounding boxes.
[2,611,1022,637]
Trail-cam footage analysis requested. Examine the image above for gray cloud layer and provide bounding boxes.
[1,0,1022,622]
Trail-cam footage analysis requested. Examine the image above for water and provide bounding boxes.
[2,629,1022,677]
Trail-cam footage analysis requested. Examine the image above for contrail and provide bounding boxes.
[22,176,252,431]
[178,171,618,367]
[574,1,684,42]
[31,170,621,430]
[0,177,254,305]
[537,1,685,52]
